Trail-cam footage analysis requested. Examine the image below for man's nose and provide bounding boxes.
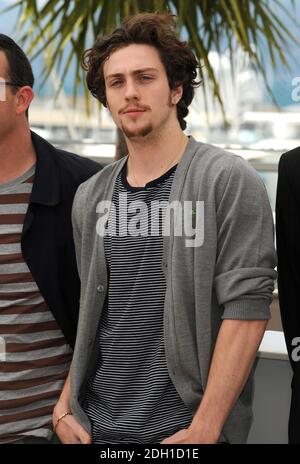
[124,79,139,100]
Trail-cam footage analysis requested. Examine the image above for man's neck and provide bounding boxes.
[0,126,36,184]
[125,126,188,187]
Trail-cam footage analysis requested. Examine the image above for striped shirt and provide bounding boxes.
[0,166,72,443]
[82,163,193,444]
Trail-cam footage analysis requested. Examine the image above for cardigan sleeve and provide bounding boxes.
[71,182,89,278]
[214,155,277,320]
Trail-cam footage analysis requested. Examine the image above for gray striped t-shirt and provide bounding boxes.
[0,165,72,443]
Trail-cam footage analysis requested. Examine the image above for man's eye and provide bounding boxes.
[140,75,152,81]
[110,80,122,87]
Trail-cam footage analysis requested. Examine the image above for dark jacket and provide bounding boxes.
[21,131,102,349]
[276,146,300,443]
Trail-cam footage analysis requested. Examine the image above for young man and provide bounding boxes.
[0,35,101,443]
[54,13,276,444]
[276,148,300,444]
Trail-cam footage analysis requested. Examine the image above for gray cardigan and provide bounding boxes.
[70,136,276,444]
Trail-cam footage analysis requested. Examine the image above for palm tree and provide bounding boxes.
[4,0,298,157]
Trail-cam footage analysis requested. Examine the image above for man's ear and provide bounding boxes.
[171,84,183,105]
[15,86,34,115]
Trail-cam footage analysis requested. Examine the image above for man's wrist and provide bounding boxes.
[53,400,71,422]
[53,411,72,433]
[188,414,221,444]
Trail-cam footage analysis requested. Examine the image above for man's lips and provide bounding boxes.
[121,108,147,114]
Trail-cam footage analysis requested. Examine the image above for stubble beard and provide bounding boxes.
[121,121,153,139]
[119,91,174,140]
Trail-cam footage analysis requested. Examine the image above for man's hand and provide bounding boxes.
[161,319,267,446]
[160,427,217,444]
[53,408,92,444]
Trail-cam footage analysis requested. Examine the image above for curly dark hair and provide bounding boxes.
[82,13,200,130]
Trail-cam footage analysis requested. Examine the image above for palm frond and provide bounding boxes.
[2,0,298,119]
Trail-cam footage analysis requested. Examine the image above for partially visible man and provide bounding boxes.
[54,13,276,444]
[0,34,101,443]
[276,147,300,444]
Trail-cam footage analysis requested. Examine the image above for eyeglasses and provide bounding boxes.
[0,80,20,87]
[0,80,21,101]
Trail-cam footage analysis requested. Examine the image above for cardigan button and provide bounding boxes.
[97,284,105,292]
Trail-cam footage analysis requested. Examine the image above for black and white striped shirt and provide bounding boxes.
[82,163,192,444]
